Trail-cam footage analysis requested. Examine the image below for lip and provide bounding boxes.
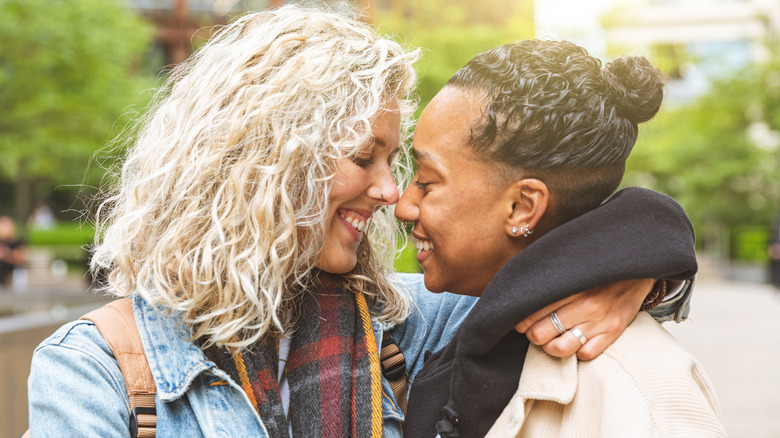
[412,232,433,265]
[337,208,373,241]
[417,248,432,264]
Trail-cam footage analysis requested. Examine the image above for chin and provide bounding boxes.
[424,274,478,296]
[317,256,358,275]
[422,274,448,294]
[323,264,357,275]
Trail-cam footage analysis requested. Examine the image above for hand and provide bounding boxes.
[514,278,654,360]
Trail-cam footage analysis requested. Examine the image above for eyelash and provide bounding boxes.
[414,180,430,191]
[351,156,375,167]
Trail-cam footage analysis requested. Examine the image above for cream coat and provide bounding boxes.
[487,313,727,438]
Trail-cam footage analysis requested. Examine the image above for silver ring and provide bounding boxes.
[570,327,587,345]
[549,312,566,335]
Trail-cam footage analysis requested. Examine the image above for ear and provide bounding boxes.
[503,178,549,237]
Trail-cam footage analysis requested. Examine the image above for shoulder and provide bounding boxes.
[594,312,700,375]
[387,273,478,380]
[579,313,726,436]
[29,319,131,436]
[391,272,426,297]
[389,273,477,335]
[34,318,118,374]
[391,272,477,312]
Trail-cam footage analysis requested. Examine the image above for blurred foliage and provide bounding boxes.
[733,226,771,262]
[0,0,155,220]
[624,45,780,261]
[375,0,534,116]
[27,222,96,270]
[27,223,95,247]
[393,237,422,273]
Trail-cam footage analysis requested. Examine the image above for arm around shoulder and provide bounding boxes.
[28,321,131,437]
[647,278,695,323]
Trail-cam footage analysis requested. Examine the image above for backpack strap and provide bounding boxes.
[380,332,407,415]
[81,298,157,438]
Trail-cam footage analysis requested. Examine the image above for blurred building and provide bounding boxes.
[536,0,780,104]
[125,0,379,67]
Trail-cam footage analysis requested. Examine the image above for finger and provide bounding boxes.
[525,296,602,345]
[515,295,578,333]
[576,333,615,361]
[541,329,585,358]
[525,311,568,345]
[528,285,640,345]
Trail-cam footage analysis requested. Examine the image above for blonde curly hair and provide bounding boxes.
[91,5,419,350]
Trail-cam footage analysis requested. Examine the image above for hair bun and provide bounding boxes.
[601,56,664,124]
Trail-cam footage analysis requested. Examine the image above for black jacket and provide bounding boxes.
[405,187,698,438]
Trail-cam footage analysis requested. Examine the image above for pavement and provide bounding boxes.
[664,276,780,437]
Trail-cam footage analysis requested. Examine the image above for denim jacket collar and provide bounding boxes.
[132,294,388,403]
[132,295,218,402]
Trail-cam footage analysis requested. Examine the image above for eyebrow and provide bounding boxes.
[411,147,438,164]
[372,136,386,148]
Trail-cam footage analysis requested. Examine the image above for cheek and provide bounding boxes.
[426,194,496,251]
[418,195,445,230]
[420,196,462,250]
[328,162,366,203]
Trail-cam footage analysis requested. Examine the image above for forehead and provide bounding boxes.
[370,98,402,147]
[413,87,487,168]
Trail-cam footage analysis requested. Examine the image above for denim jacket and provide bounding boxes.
[27,273,691,437]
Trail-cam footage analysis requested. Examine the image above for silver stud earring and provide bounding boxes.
[511,226,519,235]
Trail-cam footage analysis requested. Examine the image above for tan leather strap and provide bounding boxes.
[81,298,157,438]
[380,332,407,415]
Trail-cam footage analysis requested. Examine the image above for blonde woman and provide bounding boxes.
[27,6,691,438]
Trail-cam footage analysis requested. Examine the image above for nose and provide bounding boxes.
[395,183,419,223]
[367,166,400,206]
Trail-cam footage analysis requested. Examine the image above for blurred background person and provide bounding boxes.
[0,216,27,288]
[770,207,780,289]
[27,204,55,230]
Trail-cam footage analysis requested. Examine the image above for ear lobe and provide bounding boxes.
[505,178,549,237]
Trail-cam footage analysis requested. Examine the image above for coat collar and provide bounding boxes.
[486,344,579,437]
[515,344,578,404]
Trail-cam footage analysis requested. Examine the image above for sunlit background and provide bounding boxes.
[1,0,779,436]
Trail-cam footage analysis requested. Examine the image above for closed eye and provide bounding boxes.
[351,156,375,167]
[413,180,430,190]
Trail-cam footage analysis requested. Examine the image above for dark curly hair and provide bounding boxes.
[447,39,664,224]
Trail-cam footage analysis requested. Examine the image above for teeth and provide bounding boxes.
[415,239,434,252]
[339,212,367,232]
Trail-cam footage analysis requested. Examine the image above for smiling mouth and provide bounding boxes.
[339,211,368,232]
[415,238,434,252]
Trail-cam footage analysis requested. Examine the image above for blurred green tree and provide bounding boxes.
[624,47,780,260]
[376,0,534,116]
[0,0,154,222]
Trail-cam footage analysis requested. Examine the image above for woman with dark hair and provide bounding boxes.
[396,40,726,437]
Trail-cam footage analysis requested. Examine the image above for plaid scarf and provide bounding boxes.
[206,280,383,438]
